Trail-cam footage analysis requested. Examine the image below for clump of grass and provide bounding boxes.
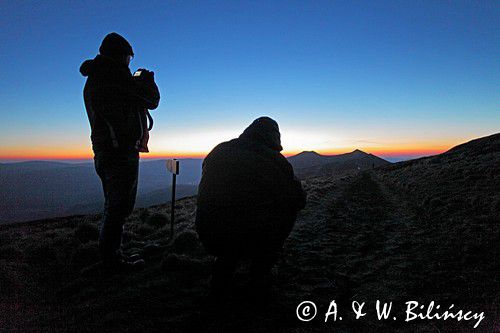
[171,230,203,255]
[0,244,23,261]
[138,209,150,223]
[161,253,209,277]
[146,213,169,228]
[25,241,58,264]
[492,196,500,214]
[121,229,134,244]
[71,241,99,267]
[75,219,99,243]
[135,223,156,236]
[0,260,28,297]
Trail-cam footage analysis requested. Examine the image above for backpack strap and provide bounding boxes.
[146,110,154,131]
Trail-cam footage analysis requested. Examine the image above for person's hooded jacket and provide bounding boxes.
[80,55,160,153]
[196,117,306,256]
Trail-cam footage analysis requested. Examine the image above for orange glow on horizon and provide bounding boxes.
[0,129,473,161]
[0,151,209,161]
[0,146,451,161]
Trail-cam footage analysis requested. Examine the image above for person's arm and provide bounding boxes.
[278,154,307,211]
[92,69,160,115]
[129,69,160,110]
[292,176,307,211]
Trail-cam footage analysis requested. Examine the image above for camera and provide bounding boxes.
[133,68,155,82]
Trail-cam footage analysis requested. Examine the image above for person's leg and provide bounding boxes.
[248,227,284,298]
[95,151,139,264]
[209,255,238,302]
[247,250,279,305]
[249,213,295,277]
[212,256,238,289]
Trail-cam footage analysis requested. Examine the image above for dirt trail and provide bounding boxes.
[271,171,440,331]
[285,171,415,296]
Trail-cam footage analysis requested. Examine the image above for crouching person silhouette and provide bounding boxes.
[196,117,306,301]
[80,33,160,273]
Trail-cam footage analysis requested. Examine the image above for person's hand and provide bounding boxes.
[136,68,155,81]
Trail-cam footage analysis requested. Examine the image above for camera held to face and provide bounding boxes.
[133,68,155,82]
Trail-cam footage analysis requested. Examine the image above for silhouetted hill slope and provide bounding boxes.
[0,159,202,223]
[286,151,325,169]
[0,160,72,172]
[0,163,100,223]
[66,185,198,216]
[377,132,500,221]
[289,149,390,179]
[0,134,498,331]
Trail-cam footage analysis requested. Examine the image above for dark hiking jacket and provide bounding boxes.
[80,55,160,153]
[196,117,306,256]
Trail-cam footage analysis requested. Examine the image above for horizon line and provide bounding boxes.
[0,147,447,162]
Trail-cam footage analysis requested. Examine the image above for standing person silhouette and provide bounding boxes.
[80,32,160,272]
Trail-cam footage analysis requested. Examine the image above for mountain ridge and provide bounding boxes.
[288,149,391,179]
[0,158,203,223]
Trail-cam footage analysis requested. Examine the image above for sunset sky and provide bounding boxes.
[0,1,498,161]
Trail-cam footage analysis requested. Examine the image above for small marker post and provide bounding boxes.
[166,159,180,238]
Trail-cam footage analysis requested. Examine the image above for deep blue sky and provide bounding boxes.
[0,0,498,160]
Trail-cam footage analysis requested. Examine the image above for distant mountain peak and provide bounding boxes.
[295,151,322,156]
[288,147,390,178]
[351,149,366,154]
[292,149,369,158]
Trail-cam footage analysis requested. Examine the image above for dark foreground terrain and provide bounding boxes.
[1,134,499,332]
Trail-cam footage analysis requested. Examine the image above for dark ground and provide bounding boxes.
[1,134,499,332]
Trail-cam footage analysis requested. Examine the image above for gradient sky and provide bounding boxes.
[0,0,498,161]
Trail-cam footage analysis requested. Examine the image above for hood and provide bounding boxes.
[239,117,283,152]
[99,32,134,58]
[79,55,129,77]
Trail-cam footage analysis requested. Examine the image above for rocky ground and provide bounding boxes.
[1,134,498,332]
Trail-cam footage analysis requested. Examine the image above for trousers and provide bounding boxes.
[94,150,139,262]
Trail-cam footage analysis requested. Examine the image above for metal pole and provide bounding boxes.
[170,172,176,238]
